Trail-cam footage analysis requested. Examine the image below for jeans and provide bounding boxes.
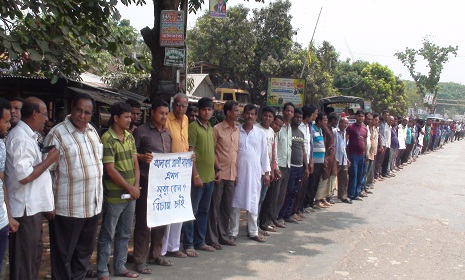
[348,154,365,199]
[97,201,135,277]
[183,181,214,249]
[362,159,374,189]
[257,176,269,225]
[0,225,8,275]
[279,166,303,219]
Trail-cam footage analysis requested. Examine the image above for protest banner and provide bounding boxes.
[147,152,195,227]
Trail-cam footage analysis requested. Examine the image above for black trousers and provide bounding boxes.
[50,214,100,280]
[304,163,324,208]
[9,212,43,280]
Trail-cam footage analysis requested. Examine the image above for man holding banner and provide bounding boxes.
[133,100,172,274]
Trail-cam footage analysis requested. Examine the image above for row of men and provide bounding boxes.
[0,94,450,279]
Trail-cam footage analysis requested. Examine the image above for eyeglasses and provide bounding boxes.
[174,103,187,108]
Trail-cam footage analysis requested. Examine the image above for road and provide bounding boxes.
[130,140,465,280]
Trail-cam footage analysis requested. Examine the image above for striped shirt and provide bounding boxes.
[102,128,137,204]
[312,123,325,164]
[44,116,103,218]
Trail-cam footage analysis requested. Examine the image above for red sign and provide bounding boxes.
[160,10,184,47]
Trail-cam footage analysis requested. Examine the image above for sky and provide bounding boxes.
[117,0,465,85]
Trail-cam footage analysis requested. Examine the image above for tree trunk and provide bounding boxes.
[141,0,181,103]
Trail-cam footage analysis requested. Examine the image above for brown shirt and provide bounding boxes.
[133,121,172,178]
[214,121,239,181]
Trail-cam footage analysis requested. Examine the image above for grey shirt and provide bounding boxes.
[290,126,305,167]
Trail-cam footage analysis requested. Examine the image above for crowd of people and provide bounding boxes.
[0,93,461,279]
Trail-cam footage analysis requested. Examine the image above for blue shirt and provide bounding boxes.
[312,123,325,164]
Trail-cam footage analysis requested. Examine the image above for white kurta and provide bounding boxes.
[232,125,270,214]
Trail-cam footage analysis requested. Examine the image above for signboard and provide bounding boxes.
[266,77,306,108]
[164,48,185,67]
[160,10,184,47]
[209,0,227,18]
[364,101,371,112]
[147,152,195,227]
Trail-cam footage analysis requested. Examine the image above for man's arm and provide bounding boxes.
[18,148,59,185]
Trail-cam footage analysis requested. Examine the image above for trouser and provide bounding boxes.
[279,166,303,220]
[375,148,385,178]
[257,176,269,226]
[362,159,374,190]
[274,167,290,221]
[134,176,166,265]
[382,147,391,176]
[50,214,100,280]
[97,201,135,277]
[0,225,8,275]
[9,212,43,280]
[389,148,398,171]
[182,181,214,249]
[206,179,235,245]
[161,223,183,255]
[229,208,259,238]
[402,143,413,163]
[396,149,404,167]
[304,163,324,208]
[259,179,277,228]
[293,173,309,215]
[348,154,365,199]
[337,165,349,200]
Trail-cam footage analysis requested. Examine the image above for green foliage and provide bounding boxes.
[0,0,146,80]
[334,61,407,115]
[394,36,458,112]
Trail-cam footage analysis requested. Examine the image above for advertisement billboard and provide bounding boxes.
[266,77,306,108]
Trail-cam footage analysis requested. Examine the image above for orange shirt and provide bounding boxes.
[165,112,189,152]
[214,121,239,181]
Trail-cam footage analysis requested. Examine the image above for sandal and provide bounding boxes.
[165,251,187,258]
[184,248,199,257]
[114,271,139,278]
[258,229,270,236]
[85,270,98,278]
[195,244,216,252]
[249,235,266,243]
[210,243,223,250]
[262,225,276,232]
[133,264,152,275]
[149,256,172,266]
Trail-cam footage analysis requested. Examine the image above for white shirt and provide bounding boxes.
[298,122,311,163]
[5,121,54,218]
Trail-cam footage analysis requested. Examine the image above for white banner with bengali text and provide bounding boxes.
[147,152,194,227]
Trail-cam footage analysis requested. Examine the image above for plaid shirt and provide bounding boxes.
[44,116,103,218]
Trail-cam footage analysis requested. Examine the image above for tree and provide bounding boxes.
[334,60,407,115]
[394,36,458,113]
[0,0,145,81]
[187,5,256,88]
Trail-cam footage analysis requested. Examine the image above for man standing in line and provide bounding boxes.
[334,117,351,203]
[206,101,239,248]
[304,112,326,209]
[375,110,390,180]
[162,93,190,259]
[363,113,378,192]
[254,106,276,235]
[315,112,338,207]
[183,97,216,256]
[259,115,283,232]
[230,104,270,243]
[278,108,308,224]
[0,98,19,276]
[6,97,58,279]
[8,97,24,129]
[97,102,140,279]
[346,110,368,201]
[44,93,103,279]
[125,98,142,134]
[186,106,199,124]
[292,105,317,216]
[273,102,294,228]
[132,100,172,273]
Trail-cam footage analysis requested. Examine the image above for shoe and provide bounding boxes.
[292,213,303,221]
[284,217,299,224]
[322,200,332,206]
[352,197,363,201]
[249,235,266,243]
[366,190,373,194]
[273,220,286,228]
[341,198,352,204]
[326,199,336,204]
[359,193,368,198]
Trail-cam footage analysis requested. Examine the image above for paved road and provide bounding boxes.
[107,141,465,279]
